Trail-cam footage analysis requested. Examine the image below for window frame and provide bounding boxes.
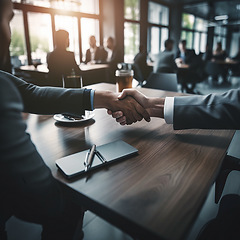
[181,12,208,54]
[147,1,170,55]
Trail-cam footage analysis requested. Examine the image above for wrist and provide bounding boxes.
[94,90,117,109]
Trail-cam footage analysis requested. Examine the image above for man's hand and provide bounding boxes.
[94,90,150,125]
[108,89,165,125]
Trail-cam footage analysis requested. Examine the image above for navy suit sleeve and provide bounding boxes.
[0,75,65,217]
[0,70,92,116]
[173,89,240,129]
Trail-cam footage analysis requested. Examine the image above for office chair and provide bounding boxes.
[143,72,178,92]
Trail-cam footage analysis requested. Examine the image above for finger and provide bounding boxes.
[135,104,151,122]
[107,109,112,115]
[120,121,127,126]
[116,116,126,123]
[112,111,124,119]
[118,89,135,100]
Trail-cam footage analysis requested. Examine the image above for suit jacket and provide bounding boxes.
[0,70,90,219]
[154,51,176,73]
[173,88,240,129]
[175,49,196,64]
[84,46,107,64]
[47,49,81,87]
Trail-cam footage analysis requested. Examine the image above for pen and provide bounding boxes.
[85,144,96,172]
[95,150,107,163]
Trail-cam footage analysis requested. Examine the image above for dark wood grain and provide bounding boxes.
[24,83,234,240]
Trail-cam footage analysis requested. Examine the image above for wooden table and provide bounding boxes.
[24,83,234,240]
[17,64,110,86]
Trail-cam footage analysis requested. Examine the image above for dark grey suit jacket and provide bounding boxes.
[173,89,240,129]
[0,70,91,220]
[154,51,176,73]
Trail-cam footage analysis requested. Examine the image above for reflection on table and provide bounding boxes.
[24,83,234,240]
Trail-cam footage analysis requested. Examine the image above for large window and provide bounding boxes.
[11,0,101,66]
[213,26,227,51]
[181,13,208,54]
[10,10,27,68]
[148,2,169,26]
[124,0,140,62]
[81,18,100,62]
[28,12,53,65]
[148,1,169,59]
[55,15,79,64]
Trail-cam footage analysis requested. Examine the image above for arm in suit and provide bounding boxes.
[2,70,91,116]
[0,71,83,237]
[174,89,240,129]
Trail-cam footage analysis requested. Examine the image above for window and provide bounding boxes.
[55,15,80,64]
[148,2,169,57]
[181,14,208,52]
[124,0,140,21]
[213,26,227,50]
[10,10,27,67]
[124,0,140,62]
[200,33,207,53]
[12,0,101,66]
[81,18,100,62]
[124,22,140,63]
[28,12,53,65]
[148,1,169,26]
[182,13,195,30]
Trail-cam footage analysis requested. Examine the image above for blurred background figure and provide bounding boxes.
[84,35,107,64]
[154,39,176,74]
[133,45,152,84]
[212,41,227,61]
[47,29,81,87]
[105,37,121,83]
[202,44,212,62]
[175,39,196,66]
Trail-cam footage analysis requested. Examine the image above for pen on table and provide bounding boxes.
[95,150,107,163]
[84,144,96,172]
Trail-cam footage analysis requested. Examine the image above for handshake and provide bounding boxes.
[94,89,165,125]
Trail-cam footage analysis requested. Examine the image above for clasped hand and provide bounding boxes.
[107,89,165,125]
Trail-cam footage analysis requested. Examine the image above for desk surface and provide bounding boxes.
[19,63,109,73]
[24,83,234,240]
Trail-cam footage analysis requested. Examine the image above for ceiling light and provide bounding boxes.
[237,4,240,10]
[215,15,228,21]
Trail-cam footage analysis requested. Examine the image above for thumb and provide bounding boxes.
[118,90,128,100]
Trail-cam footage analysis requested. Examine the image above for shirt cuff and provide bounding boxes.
[164,97,174,124]
[90,90,95,110]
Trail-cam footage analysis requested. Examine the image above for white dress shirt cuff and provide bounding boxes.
[164,97,174,124]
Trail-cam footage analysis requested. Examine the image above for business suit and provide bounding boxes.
[173,88,240,130]
[84,46,107,64]
[107,47,122,83]
[175,49,196,64]
[0,70,91,239]
[47,49,81,87]
[154,51,176,73]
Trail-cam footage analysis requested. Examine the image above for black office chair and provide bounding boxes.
[143,72,178,92]
[204,61,227,83]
